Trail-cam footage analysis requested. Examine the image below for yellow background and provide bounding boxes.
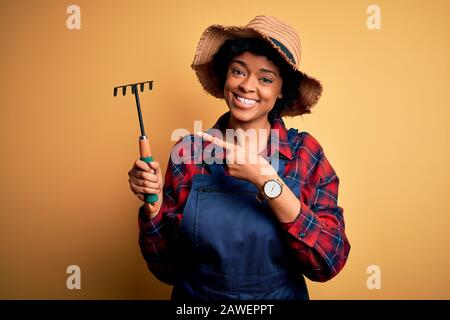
[1,0,449,299]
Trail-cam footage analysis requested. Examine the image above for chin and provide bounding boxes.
[229,106,258,123]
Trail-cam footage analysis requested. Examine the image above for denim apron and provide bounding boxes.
[171,152,309,300]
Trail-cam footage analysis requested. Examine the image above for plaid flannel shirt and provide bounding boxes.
[138,110,350,284]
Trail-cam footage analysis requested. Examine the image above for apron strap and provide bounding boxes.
[207,157,287,177]
[209,162,225,176]
[269,155,287,177]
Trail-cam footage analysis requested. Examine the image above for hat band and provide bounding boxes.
[269,37,296,65]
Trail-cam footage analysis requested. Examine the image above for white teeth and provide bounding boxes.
[236,95,258,105]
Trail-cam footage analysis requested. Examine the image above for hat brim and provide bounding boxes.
[191,25,323,117]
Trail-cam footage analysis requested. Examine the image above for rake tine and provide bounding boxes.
[113,82,154,97]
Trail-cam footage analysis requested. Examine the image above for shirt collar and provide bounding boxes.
[209,109,293,161]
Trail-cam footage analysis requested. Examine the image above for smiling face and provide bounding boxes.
[223,51,283,129]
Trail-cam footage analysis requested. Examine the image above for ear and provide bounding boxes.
[278,93,283,99]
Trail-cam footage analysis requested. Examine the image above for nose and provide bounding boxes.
[238,74,257,93]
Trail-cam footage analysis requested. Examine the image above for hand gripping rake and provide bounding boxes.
[114,80,158,205]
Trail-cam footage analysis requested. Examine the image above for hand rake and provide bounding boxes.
[114,80,158,205]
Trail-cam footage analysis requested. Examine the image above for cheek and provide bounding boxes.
[260,87,282,102]
[224,74,238,89]
[224,78,242,100]
[223,78,236,103]
[223,77,231,92]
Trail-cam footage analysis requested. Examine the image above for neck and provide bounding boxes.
[224,113,272,155]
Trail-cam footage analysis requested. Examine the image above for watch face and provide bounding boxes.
[264,180,282,198]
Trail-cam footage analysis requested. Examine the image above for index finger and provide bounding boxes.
[135,159,152,172]
[196,131,232,150]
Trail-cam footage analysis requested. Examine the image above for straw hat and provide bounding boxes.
[191,15,323,117]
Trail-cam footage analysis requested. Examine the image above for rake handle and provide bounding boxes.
[139,136,158,204]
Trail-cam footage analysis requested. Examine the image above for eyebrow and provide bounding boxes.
[231,59,279,77]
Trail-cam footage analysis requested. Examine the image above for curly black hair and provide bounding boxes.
[211,37,304,116]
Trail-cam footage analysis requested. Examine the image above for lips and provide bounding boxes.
[232,93,260,107]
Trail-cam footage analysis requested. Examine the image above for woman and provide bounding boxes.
[128,15,350,300]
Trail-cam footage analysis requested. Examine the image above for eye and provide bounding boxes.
[260,77,273,84]
[231,68,245,76]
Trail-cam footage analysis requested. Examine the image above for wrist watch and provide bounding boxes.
[256,177,284,202]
